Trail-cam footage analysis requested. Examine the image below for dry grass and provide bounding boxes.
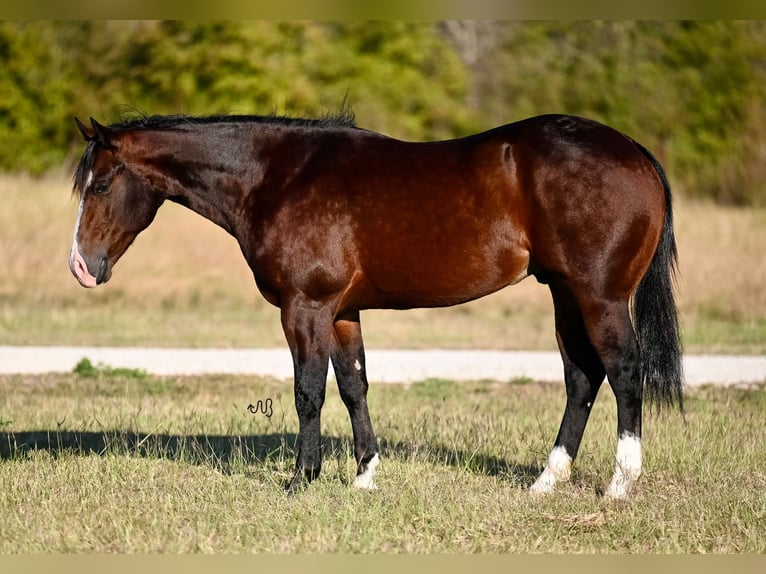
[1,173,764,352]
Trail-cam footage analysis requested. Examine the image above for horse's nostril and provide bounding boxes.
[96,257,109,284]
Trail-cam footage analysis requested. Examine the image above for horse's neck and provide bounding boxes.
[167,185,240,236]
[157,133,258,237]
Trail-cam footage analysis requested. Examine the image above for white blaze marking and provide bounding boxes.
[70,196,85,257]
[354,359,362,371]
[605,433,642,499]
[530,445,572,494]
[353,453,379,490]
[85,169,94,190]
[69,194,98,287]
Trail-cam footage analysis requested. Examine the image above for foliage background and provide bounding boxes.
[1,20,766,205]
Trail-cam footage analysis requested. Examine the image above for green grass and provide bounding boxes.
[683,311,766,355]
[1,370,764,553]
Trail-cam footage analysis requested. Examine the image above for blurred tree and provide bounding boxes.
[0,21,471,174]
[1,20,765,204]
[441,20,766,204]
[66,21,471,139]
[658,21,766,204]
[0,22,78,172]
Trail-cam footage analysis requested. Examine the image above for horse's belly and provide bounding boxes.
[362,245,530,309]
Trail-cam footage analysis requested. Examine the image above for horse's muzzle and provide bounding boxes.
[69,246,108,288]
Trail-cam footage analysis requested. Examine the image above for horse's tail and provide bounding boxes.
[632,142,684,411]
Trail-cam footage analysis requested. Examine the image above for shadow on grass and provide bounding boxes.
[0,430,542,487]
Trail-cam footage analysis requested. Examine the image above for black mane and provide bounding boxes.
[73,110,357,196]
[111,110,357,131]
[73,142,98,198]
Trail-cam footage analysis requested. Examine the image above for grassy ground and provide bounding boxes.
[1,368,764,553]
[1,174,765,353]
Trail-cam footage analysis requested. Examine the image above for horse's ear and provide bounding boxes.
[74,117,94,141]
[89,117,116,150]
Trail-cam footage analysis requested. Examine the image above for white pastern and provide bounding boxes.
[353,453,380,490]
[529,445,572,495]
[605,433,642,499]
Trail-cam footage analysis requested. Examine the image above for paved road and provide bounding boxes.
[1,346,764,387]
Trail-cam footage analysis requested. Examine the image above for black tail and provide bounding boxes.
[633,143,684,411]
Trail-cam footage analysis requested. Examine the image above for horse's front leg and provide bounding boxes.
[281,297,334,493]
[330,310,380,489]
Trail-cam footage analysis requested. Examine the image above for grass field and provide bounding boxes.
[1,368,764,553]
[1,173,765,353]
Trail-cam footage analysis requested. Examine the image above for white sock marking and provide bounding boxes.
[530,445,572,494]
[605,433,642,499]
[353,453,379,490]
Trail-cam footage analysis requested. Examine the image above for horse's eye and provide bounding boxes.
[94,181,110,195]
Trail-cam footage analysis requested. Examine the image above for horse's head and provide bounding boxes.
[69,118,163,288]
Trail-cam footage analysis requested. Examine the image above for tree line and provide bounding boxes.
[2,20,764,204]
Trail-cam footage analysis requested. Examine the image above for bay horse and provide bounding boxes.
[69,112,683,498]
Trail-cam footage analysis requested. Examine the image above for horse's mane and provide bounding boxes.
[112,109,357,131]
[73,142,98,198]
[73,109,357,196]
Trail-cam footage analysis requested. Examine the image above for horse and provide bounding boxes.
[69,112,683,498]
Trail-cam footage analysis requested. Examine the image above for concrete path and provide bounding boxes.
[1,346,764,387]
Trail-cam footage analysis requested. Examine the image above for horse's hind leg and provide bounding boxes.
[330,310,380,489]
[530,281,606,494]
[576,293,643,499]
